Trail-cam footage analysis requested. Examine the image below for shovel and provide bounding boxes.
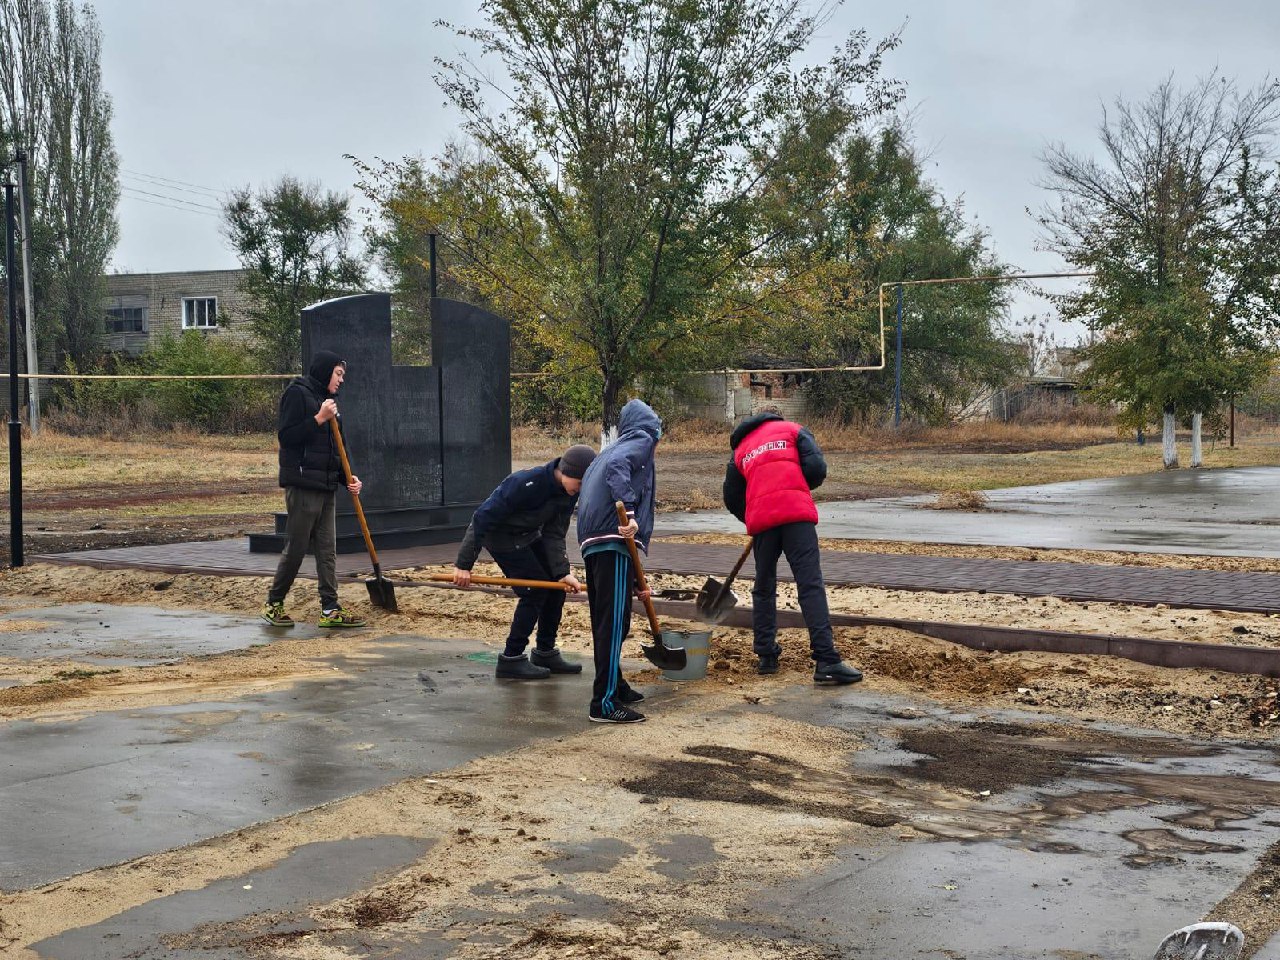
[329,418,398,612]
[694,539,753,624]
[426,573,573,591]
[614,502,687,672]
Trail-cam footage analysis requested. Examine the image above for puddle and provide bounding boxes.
[0,604,316,665]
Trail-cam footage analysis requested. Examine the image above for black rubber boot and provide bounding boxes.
[530,647,583,674]
[757,655,779,675]
[496,654,551,680]
[813,661,864,685]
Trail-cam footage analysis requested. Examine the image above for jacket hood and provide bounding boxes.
[730,411,783,448]
[618,398,661,440]
[307,350,345,394]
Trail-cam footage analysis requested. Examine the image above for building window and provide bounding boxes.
[182,297,218,329]
[104,306,147,333]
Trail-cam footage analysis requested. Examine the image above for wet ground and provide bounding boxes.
[5,607,1280,958]
[0,604,321,666]
[665,466,1280,557]
[0,635,607,889]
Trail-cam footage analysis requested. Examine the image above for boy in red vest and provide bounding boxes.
[722,408,863,684]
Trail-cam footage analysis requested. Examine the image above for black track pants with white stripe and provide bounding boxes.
[584,549,638,715]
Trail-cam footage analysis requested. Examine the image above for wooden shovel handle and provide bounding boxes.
[615,501,662,637]
[711,539,753,608]
[427,573,571,591]
[329,418,380,569]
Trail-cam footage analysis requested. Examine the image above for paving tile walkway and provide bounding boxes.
[28,535,1280,615]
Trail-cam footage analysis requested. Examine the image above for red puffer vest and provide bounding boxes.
[734,419,818,535]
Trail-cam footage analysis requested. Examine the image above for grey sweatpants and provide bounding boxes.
[268,486,338,610]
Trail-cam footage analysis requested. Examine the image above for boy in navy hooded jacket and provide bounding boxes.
[574,399,661,723]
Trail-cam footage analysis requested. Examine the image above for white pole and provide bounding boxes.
[1162,407,1178,469]
[1190,412,1202,467]
[15,155,39,434]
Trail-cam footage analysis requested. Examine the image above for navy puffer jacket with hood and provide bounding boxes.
[575,399,661,554]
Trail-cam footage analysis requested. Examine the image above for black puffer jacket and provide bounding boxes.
[454,459,577,577]
[277,351,344,491]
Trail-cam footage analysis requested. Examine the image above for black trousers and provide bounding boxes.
[751,521,838,665]
[489,539,566,657]
[584,550,637,714]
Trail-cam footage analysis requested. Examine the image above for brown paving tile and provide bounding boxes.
[27,536,1280,615]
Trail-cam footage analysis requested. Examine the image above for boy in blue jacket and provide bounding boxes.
[574,399,662,723]
[453,444,597,679]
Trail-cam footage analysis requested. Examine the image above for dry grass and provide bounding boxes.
[4,423,1278,534]
[0,428,275,492]
[827,439,1280,493]
[515,418,1123,457]
[928,490,990,510]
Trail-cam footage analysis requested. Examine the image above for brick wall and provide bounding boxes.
[102,269,255,355]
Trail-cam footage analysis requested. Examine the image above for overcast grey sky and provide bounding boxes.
[97,0,1279,341]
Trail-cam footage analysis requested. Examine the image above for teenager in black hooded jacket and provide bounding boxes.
[261,350,366,628]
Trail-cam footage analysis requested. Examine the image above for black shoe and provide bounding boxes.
[757,655,779,675]
[530,647,583,674]
[496,654,551,680]
[589,705,646,724]
[814,661,864,685]
[618,688,645,704]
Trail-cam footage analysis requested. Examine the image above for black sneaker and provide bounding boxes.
[757,655,779,675]
[589,705,647,724]
[618,688,645,704]
[496,654,551,680]
[530,647,583,674]
[814,661,864,685]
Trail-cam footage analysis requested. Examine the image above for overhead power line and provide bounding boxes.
[120,184,221,212]
[121,167,226,199]
[121,173,225,205]
[120,190,221,218]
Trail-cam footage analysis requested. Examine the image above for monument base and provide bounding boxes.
[247,503,479,555]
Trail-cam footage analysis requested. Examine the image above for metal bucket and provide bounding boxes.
[660,630,712,681]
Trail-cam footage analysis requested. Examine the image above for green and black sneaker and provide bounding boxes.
[260,601,294,627]
[319,607,366,628]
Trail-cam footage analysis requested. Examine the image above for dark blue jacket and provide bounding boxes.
[576,399,661,554]
[455,459,577,578]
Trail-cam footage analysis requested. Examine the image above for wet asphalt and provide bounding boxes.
[1,611,1278,958]
[664,466,1280,557]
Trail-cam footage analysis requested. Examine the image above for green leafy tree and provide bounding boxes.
[1,0,119,370]
[769,126,1014,423]
[222,176,367,374]
[1038,74,1280,465]
[353,154,434,365]
[433,0,902,430]
[354,145,604,422]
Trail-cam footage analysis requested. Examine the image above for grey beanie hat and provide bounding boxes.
[558,444,597,479]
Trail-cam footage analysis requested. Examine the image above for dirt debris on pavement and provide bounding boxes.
[3,553,1280,958]
[1,559,1279,736]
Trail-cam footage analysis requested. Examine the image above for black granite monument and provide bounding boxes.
[249,293,511,553]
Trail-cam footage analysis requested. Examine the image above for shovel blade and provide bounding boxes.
[366,576,398,612]
[641,637,687,671]
[694,577,738,625]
